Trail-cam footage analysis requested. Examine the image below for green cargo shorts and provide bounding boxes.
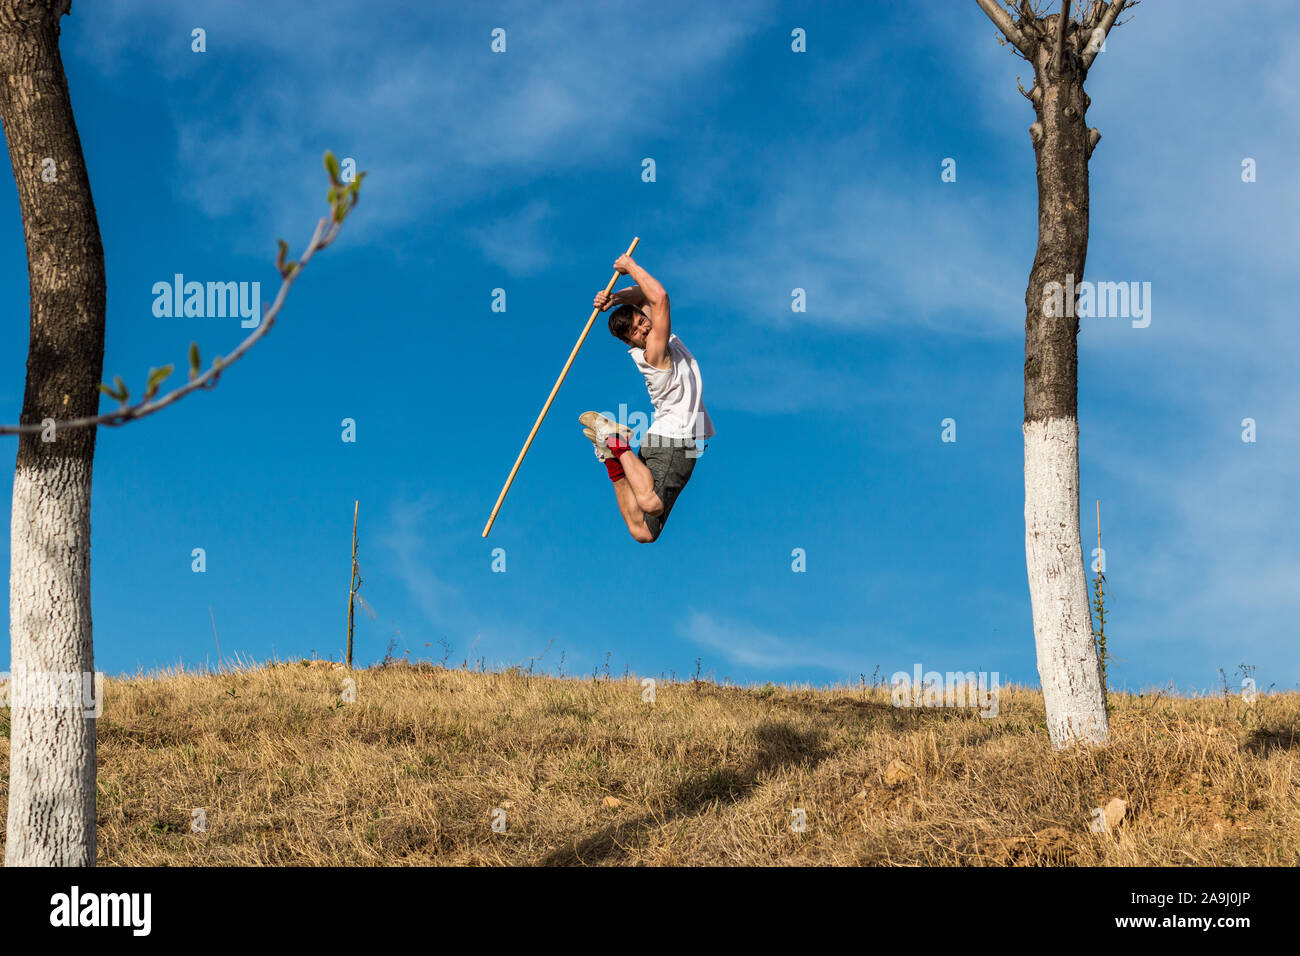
[638,436,701,541]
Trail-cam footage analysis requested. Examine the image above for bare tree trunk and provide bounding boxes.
[1021,15,1108,748]
[976,0,1126,748]
[0,0,105,866]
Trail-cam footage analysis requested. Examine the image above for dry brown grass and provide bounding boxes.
[1,662,1297,865]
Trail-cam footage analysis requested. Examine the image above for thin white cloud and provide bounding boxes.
[469,199,555,277]
[74,0,777,255]
[374,491,459,630]
[680,610,863,674]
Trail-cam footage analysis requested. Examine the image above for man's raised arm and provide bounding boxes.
[610,285,647,307]
[614,253,670,363]
[593,283,645,312]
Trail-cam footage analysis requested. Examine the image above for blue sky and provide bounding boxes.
[1,0,1296,694]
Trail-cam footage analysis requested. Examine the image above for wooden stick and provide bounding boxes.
[347,499,358,668]
[209,606,222,668]
[482,237,640,537]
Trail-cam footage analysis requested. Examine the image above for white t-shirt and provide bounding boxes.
[628,333,715,442]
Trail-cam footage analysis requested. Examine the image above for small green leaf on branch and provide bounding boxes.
[144,364,174,401]
[98,382,126,402]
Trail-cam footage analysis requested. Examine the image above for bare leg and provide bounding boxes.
[616,450,663,516]
[611,476,654,543]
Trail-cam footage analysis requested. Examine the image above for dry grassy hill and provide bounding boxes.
[1,662,1297,865]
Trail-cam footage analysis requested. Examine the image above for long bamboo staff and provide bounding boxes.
[482,237,640,537]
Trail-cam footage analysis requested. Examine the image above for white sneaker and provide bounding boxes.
[578,411,632,448]
[583,426,613,461]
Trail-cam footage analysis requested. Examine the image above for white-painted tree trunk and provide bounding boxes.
[5,457,97,866]
[1023,416,1109,748]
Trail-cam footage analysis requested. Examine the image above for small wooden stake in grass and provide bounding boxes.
[482,236,640,537]
[347,499,359,668]
[209,606,222,669]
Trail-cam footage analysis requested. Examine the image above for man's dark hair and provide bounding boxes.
[608,304,644,344]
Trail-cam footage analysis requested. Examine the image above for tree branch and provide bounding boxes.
[975,0,1032,56]
[1017,74,1044,107]
[1081,0,1129,70]
[1050,0,1070,75]
[1,152,365,436]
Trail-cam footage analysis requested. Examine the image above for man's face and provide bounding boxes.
[626,309,652,349]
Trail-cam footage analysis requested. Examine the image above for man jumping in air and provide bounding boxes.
[580,253,714,543]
